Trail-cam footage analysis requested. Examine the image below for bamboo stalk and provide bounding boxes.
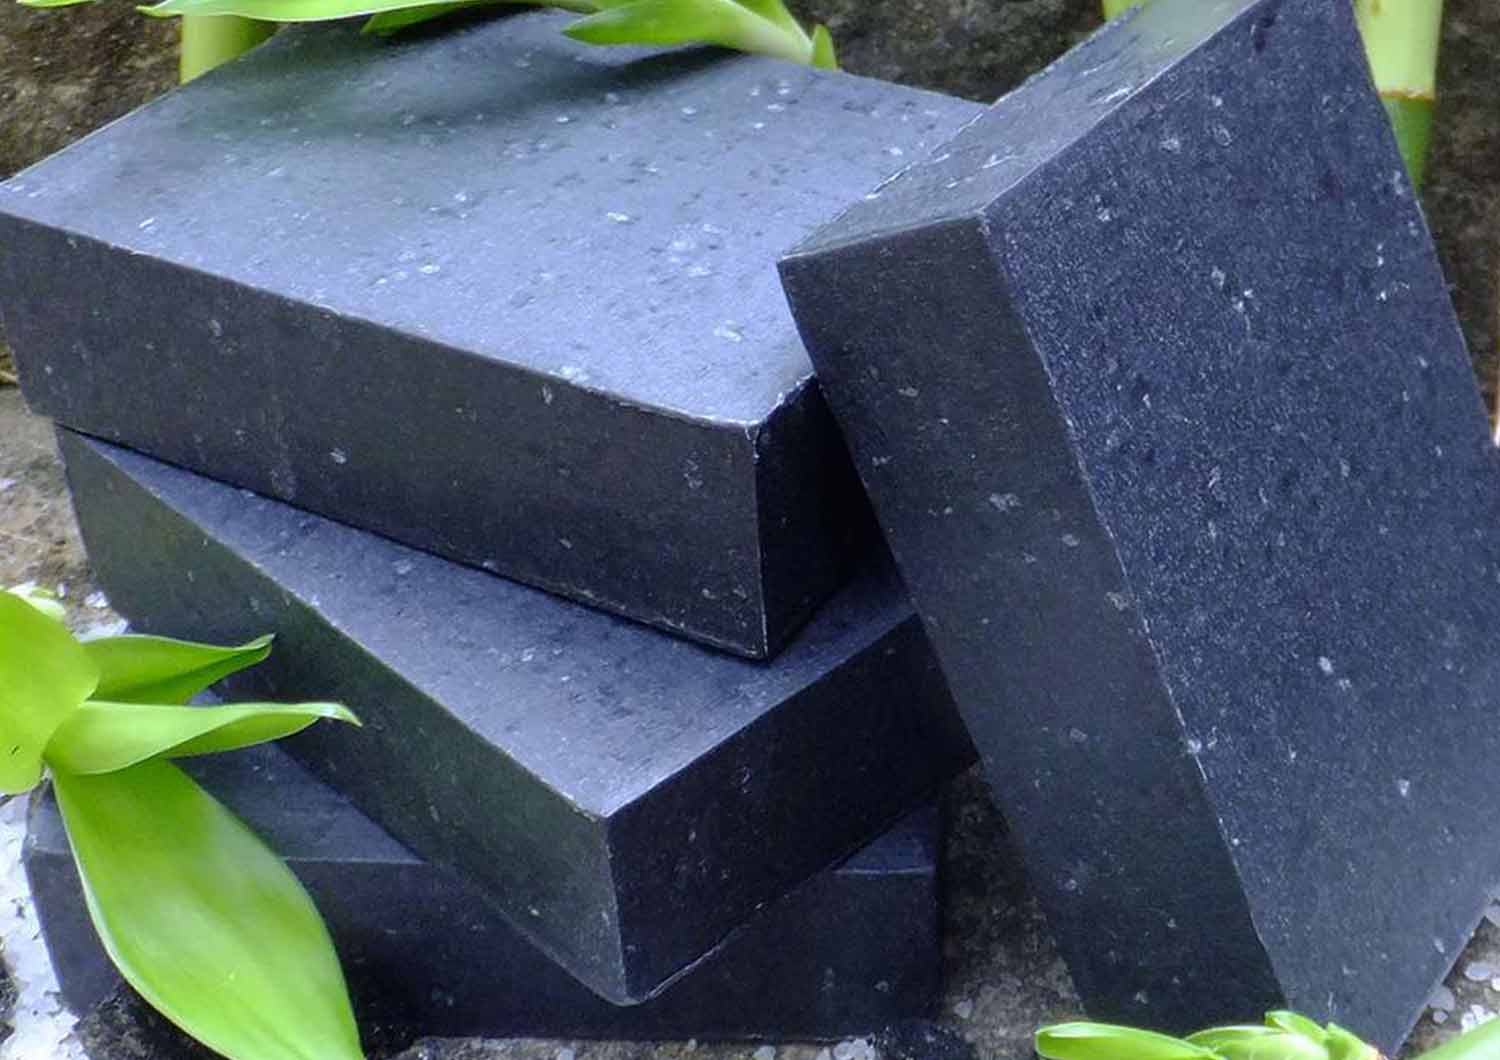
[1354,0,1443,190]
[179,15,275,82]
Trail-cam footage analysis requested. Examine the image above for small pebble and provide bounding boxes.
[556,1049,575,1060]
[1460,1005,1496,1033]
[953,998,975,1020]
[85,590,109,610]
[1465,961,1496,982]
[1431,984,1457,1011]
[753,1047,776,1060]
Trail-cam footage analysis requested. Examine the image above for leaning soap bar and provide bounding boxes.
[0,12,980,658]
[27,745,942,1041]
[58,429,972,1006]
[780,0,1500,1049]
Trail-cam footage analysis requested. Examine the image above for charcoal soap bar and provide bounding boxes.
[58,430,971,1006]
[27,746,942,1040]
[0,13,981,659]
[780,0,1500,1049]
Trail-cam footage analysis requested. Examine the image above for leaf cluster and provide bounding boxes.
[1038,1008,1500,1060]
[1,591,363,1060]
[19,0,837,70]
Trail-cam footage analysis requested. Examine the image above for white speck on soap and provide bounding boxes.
[1317,656,1334,675]
[1397,778,1411,798]
[989,493,1020,512]
[606,211,633,224]
[329,449,348,465]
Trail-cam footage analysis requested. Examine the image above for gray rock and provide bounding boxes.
[781,0,1500,1049]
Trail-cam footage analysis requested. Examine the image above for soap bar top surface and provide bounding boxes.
[0,12,977,425]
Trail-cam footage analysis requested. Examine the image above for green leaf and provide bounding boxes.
[565,0,813,64]
[0,592,97,795]
[5,583,67,622]
[83,633,273,706]
[362,0,495,34]
[16,0,99,8]
[1187,1028,1328,1060]
[1265,1013,1327,1041]
[141,0,465,24]
[1416,1012,1500,1060]
[1322,1026,1379,1060]
[46,700,358,775]
[809,22,835,69]
[52,760,364,1060]
[1036,1023,1219,1060]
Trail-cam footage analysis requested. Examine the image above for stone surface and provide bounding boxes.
[28,746,942,1042]
[56,430,972,1006]
[780,0,1500,1050]
[0,12,981,659]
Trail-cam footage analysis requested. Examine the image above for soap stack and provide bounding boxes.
[0,11,975,1042]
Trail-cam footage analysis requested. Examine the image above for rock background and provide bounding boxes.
[0,2,1497,1058]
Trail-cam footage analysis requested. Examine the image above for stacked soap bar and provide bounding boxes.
[59,430,973,1006]
[780,0,1500,1050]
[0,11,981,659]
[27,745,943,1041]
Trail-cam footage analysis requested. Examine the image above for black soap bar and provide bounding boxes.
[27,745,941,1040]
[57,430,972,1006]
[779,0,1500,1050]
[0,13,981,659]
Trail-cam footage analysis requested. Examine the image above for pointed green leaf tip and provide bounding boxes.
[47,700,359,775]
[83,632,274,705]
[810,23,835,69]
[0,592,98,794]
[54,760,365,1060]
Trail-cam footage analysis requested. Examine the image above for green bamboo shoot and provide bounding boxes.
[1354,0,1443,190]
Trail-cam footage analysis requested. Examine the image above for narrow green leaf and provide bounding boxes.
[1415,1012,1500,1060]
[1187,1028,1328,1060]
[0,593,97,795]
[16,0,99,8]
[723,0,799,39]
[565,0,811,64]
[141,0,469,25]
[47,700,358,775]
[362,0,496,34]
[83,633,273,706]
[809,22,835,69]
[52,761,364,1060]
[1036,1023,1218,1060]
